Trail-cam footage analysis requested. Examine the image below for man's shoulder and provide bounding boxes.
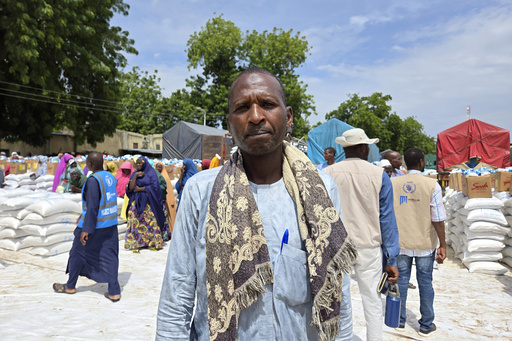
[185,166,222,189]
[326,158,381,173]
[317,169,336,188]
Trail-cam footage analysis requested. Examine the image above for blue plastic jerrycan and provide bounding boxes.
[384,283,401,328]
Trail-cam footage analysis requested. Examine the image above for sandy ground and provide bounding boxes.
[1,243,511,341]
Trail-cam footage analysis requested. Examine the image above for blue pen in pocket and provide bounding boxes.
[280,229,289,254]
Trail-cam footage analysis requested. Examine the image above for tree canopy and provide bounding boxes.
[171,15,315,138]
[0,0,137,146]
[118,67,172,135]
[325,93,435,154]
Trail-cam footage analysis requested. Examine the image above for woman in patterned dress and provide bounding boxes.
[124,157,170,252]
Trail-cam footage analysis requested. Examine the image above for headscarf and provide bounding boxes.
[205,143,357,341]
[52,154,74,192]
[69,167,87,189]
[209,156,220,168]
[155,161,177,232]
[175,158,199,206]
[201,159,211,169]
[116,161,133,197]
[106,161,118,176]
[126,156,166,229]
[35,156,48,177]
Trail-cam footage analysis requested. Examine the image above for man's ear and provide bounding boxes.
[226,115,231,134]
[286,107,293,130]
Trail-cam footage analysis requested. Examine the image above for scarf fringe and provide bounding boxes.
[235,262,274,311]
[312,238,358,341]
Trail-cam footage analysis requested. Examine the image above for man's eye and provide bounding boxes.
[262,101,275,108]
[235,105,248,111]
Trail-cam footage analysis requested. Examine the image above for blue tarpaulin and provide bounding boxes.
[307,119,380,164]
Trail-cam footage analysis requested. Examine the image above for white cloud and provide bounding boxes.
[350,16,369,27]
[308,3,512,138]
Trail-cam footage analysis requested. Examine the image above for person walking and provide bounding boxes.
[391,148,446,337]
[52,152,120,302]
[324,128,400,341]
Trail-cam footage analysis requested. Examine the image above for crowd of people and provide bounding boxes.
[3,67,448,340]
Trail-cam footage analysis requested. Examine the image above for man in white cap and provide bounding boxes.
[323,128,400,341]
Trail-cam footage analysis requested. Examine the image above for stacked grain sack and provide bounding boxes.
[443,168,511,275]
[495,169,512,269]
[0,189,82,256]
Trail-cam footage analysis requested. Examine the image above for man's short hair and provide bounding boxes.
[404,148,424,169]
[228,67,287,110]
[383,150,397,159]
[325,147,336,156]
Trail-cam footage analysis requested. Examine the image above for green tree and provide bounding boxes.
[182,15,314,138]
[118,67,173,135]
[325,93,434,154]
[0,0,137,146]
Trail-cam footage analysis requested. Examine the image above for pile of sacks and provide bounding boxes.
[444,188,512,275]
[0,188,127,257]
[3,173,55,191]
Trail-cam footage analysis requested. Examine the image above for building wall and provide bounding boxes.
[1,129,161,157]
[76,130,152,155]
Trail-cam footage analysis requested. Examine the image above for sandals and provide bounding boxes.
[408,282,417,289]
[52,283,75,294]
[104,292,121,303]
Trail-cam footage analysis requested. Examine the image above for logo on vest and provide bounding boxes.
[403,182,416,194]
[399,196,408,205]
[106,176,114,187]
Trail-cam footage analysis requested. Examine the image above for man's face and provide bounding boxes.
[70,172,79,181]
[324,149,334,162]
[387,152,402,169]
[155,163,163,173]
[227,73,293,157]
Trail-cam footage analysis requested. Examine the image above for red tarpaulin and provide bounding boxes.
[436,119,510,172]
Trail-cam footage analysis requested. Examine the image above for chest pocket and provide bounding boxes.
[273,243,311,306]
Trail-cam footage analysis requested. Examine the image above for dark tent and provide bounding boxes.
[307,119,380,164]
[436,119,510,172]
[162,121,230,160]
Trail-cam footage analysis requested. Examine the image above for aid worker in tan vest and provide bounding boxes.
[391,148,446,337]
[324,128,400,341]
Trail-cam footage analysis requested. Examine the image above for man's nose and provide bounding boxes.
[248,103,265,124]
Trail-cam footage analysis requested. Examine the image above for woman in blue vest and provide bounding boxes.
[125,156,170,252]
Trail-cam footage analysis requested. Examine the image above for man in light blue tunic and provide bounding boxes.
[156,68,357,341]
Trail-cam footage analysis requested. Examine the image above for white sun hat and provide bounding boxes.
[335,128,379,147]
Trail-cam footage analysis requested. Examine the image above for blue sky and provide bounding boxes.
[112,0,512,141]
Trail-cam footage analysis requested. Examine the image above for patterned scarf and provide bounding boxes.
[205,142,357,341]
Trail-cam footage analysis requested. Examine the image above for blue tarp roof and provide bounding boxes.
[307,118,380,164]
